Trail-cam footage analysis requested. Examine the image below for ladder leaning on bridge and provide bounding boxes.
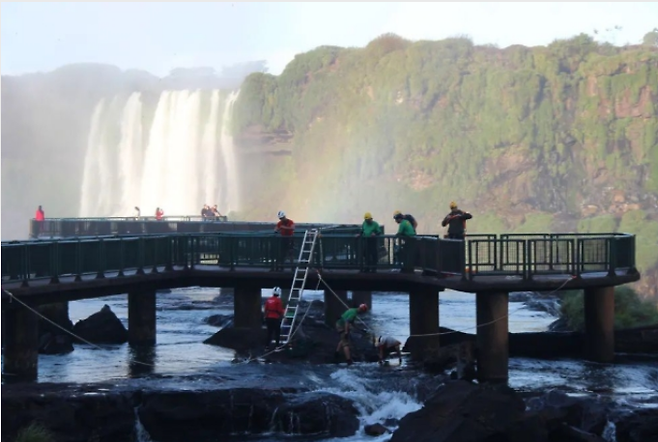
[279,229,320,346]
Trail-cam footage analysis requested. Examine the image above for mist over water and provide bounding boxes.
[79,89,240,218]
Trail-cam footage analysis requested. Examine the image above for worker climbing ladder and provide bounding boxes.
[279,229,319,346]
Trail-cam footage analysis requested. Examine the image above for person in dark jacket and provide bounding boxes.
[441,201,472,240]
[264,287,285,348]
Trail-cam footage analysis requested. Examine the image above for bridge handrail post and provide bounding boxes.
[136,237,145,275]
[525,239,533,281]
[165,236,173,272]
[74,239,83,282]
[96,239,105,279]
[607,237,617,277]
[49,241,60,284]
[461,239,468,281]
[118,237,125,277]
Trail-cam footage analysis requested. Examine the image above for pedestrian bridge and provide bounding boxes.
[1,220,641,382]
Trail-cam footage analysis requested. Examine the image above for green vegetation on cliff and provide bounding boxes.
[560,286,658,331]
[232,33,658,297]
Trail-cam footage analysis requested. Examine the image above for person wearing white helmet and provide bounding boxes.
[274,211,295,271]
[374,335,402,365]
[264,287,285,348]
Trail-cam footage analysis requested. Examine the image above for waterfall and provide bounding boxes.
[78,89,240,218]
[79,98,107,217]
[220,90,240,214]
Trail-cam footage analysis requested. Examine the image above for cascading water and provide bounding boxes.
[78,89,240,218]
[220,90,240,214]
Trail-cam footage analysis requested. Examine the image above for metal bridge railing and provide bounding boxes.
[1,232,637,286]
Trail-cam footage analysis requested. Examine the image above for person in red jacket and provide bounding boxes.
[155,207,164,220]
[274,210,295,271]
[264,287,285,348]
[33,205,45,238]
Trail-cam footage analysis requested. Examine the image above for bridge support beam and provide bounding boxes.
[352,291,372,310]
[3,304,39,381]
[584,286,615,362]
[234,286,262,329]
[324,290,348,327]
[408,288,439,361]
[128,290,156,346]
[476,291,509,383]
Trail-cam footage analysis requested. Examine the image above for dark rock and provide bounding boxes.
[509,291,534,302]
[524,298,561,316]
[503,413,549,442]
[204,300,379,364]
[390,381,526,442]
[138,389,360,441]
[1,383,136,442]
[39,332,74,354]
[273,392,360,437]
[526,390,608,436]
[365,423,391,436]
[548,423,606,442]
[613,409,658,442]
[509,332,583,358]
[205,314,233,327]
[548,317,570,332]
[72,304,128,344]
[37,302,75,354]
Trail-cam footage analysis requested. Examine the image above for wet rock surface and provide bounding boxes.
[204,300,380,364]
[72,304,128,344]
[2,382,361,442]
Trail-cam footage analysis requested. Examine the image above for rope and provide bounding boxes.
[312,271,577,338]
[2,289,156,368]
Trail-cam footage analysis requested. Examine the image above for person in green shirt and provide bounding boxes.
[394,212,416,270]
[334,303,369,365]
[357,212,383,273]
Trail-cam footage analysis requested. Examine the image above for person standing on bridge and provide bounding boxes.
[155,207,164,221]
[334,303,369,365]
[393,210,418,234]
[441,201,472,240]
[33,205,45,238]
[264,287,285,349]
[394,211,416,271]
[274,211,295,271]
[357,212,383,273]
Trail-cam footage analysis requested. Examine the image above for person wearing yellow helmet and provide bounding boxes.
[441,201,473,240]
[393,210,418,233]
[357,212,383,273]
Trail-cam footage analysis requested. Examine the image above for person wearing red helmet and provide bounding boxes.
[334,303,369,365]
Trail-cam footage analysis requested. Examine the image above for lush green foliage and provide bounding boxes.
[233,34,658,281]
[560,286,658,331]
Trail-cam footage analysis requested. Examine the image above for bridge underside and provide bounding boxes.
[1,266,640,306]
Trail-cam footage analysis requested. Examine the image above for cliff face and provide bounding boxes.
[232,34,658,299]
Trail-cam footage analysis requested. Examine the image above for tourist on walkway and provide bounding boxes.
[441,201,472,240]
[264,287,285,349]
[155,207,164,220]
[212,205,224,221]
[374,335,402,365]
[393,210,418,233]
[394,211,416,270]
[134,206,141,219]
[274,211,295,271]
[357,212,383,273]
[334,303,369,365]
[33,205,45,238]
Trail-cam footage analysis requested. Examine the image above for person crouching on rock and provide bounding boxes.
[264,287,284,349]
[334,303,369,365]
[375,335,402,365]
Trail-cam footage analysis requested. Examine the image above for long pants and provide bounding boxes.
[266,318,281,346]
[363,237,379,271]
[277,237,294,270]
[448,233,465,240]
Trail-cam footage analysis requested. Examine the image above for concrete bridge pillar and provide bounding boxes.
[352,291,372,310]
[584,286,615,362]
[324,290,348,327]
[234,286,262,329]
[408,287,439,360]
[3,304,39,381]
[128,290,156,346]
[476,291,509,383]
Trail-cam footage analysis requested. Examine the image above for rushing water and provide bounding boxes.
[79,89,240,218]
[27,288,658,441]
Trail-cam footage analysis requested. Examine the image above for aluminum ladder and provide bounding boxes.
[279,229,319,346]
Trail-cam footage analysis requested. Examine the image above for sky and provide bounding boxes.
[1,2,657,77]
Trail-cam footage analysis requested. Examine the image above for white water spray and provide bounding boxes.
[220,90,241,213]
[79,89,241,218]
